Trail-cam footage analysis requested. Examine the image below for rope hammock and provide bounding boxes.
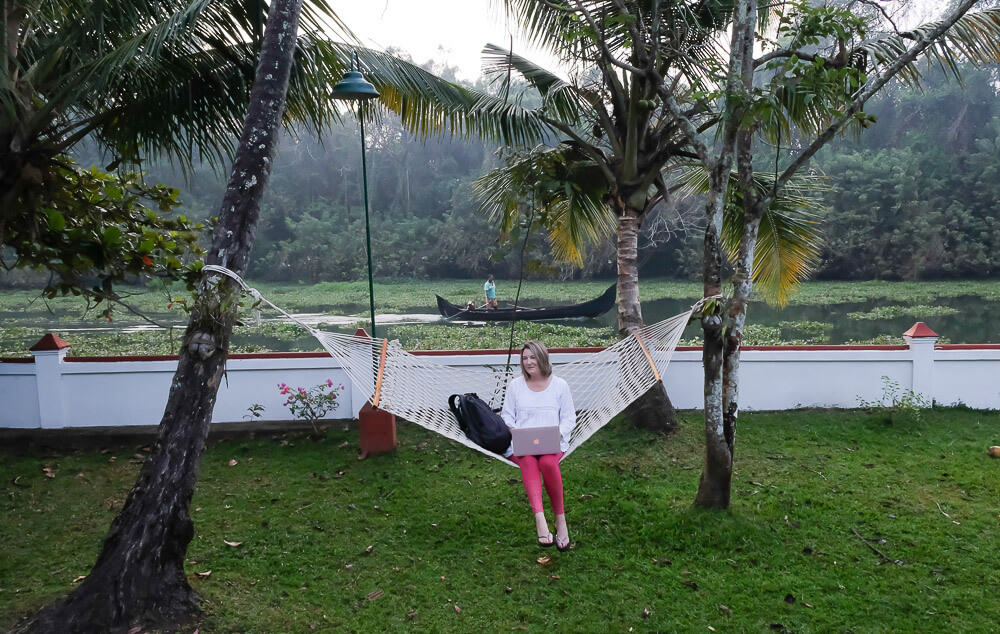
[205,265,703,467]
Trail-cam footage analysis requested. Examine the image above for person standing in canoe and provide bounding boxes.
[484,274,498,310]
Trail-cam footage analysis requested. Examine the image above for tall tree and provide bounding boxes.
[475,2,729,337]
[656,0,1000,508]
[14,0,309,630]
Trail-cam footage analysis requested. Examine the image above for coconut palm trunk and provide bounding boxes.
[614,199,677,431]
[615,205,643,337]
[15,0,305,630]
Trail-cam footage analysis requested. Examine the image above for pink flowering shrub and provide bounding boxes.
[277,379,344,434]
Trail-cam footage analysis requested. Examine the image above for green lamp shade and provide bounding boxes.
[331,71,379,101]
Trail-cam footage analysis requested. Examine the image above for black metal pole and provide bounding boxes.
[359,102,376,338]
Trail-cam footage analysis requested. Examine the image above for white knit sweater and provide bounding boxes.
[500,375,576,456]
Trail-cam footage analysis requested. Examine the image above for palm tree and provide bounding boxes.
[469,26,719,337]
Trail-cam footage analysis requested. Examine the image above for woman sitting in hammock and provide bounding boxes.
[501,340,575,551]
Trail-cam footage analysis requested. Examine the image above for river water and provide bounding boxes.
[2,291,997,350]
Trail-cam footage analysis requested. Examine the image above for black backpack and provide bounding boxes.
[448,393,511,455]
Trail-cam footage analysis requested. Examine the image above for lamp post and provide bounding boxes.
[332,52,380,337]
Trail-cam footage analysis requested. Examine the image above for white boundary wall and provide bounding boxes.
[2,336,998,429]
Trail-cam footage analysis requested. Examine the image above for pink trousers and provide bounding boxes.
[511,452,565,515]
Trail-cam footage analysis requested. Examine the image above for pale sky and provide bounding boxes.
[333,0,945,84]
[333,0,563,83]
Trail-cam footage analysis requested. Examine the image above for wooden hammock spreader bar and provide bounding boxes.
[635,334,661,382]
[372,338,388,408]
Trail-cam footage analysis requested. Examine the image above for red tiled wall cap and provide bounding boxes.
[28,333,71,351]
[902,322,939,338]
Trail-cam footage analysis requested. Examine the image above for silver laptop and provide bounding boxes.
[511,426,561,456]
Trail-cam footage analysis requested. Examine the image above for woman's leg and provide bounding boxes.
[538,453,569,547]
[537,453,565,514]
[511,455,551,543]
[511,454,543,512]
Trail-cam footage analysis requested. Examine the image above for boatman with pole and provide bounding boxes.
[484,274,498,310]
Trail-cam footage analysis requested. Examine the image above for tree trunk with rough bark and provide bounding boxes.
[694,178,730,509]
[694,0,756,510]
[14,1,304,631]
[719,128,762,481]
[615,206,643,338]
[615,203,677,433]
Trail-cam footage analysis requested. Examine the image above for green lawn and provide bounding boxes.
[2,408,999,632]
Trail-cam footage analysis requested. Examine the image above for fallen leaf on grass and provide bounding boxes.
[12,476,29,488]
[223,540,243,547]
[228,459,238,466]
[708,627,716,632]
[42,466,56,479]
[641,608,651,618]
[127,627,143,634]
[362,545,374,556]
[406,608,417,620]
[718,604,732,615]
[196,570,212,578]
[578,494,595,500]
[71,575,86,583]
[681,580,698,590]
[453,605,461,613]
[366,590,383,601]
[537,556,551,565]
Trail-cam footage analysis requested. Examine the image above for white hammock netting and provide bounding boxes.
[205,266,700,467]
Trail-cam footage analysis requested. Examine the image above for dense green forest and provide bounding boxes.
[6,64,997,287]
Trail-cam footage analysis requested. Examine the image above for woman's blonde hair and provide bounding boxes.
[520,340,552,379]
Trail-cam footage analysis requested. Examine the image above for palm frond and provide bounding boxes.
[473,143,616,265]
[481,43,584,124]
[857,8,1000,87]
[677,163,825,306]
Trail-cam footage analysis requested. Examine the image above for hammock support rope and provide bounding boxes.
[204,265,706,467]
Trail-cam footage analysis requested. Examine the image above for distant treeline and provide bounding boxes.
[6,64,993,289]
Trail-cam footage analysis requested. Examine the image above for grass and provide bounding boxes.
[2,408,999,632]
